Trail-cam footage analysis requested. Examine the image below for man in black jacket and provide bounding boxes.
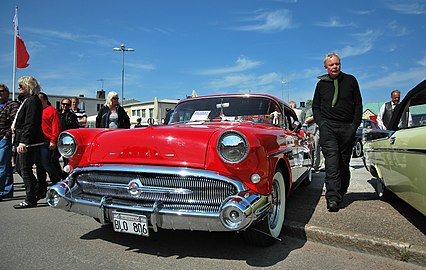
[312,53,362,211]
[58,98,79,131]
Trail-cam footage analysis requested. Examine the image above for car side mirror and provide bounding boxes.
[363,129,393,141]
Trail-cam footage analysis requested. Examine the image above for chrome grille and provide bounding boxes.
[74,171,238,209]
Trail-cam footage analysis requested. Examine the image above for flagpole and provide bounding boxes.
[12,6,18,101]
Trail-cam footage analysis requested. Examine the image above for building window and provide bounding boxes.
[142,109,146,118]
[149,108,153,118]
[132,109,141,117]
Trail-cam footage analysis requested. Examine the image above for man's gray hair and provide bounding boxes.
[323,53,340,64]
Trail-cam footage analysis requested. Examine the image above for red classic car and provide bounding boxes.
[47,94,312,246]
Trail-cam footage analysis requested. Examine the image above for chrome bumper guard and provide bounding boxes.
[47,181,272,232]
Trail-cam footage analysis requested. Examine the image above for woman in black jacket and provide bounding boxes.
[96,91,130,129]
[12,76,44,209]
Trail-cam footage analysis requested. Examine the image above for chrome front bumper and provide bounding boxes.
[47,166,272,232]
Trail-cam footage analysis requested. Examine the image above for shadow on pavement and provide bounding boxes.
[368,178,426,235]
[283,172,323,239]
[80,225,306,267]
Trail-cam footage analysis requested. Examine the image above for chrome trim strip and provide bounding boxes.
[268,148,292,158]
[365,148,426,155]
[94,182,193,195]
[70,165,246,192]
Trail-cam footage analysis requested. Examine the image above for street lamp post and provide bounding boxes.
[113,44,134,106]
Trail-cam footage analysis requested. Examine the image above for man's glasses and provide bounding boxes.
[62,103,71,106]
[0,90,5,93]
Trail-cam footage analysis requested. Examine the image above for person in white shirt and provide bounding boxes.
[377,90,412,129]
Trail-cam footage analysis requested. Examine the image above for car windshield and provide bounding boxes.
[168,96,283,125]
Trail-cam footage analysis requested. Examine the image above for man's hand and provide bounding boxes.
[17,143,27,153]
[49,142,57,151]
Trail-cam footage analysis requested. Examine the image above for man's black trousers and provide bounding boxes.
[319,120,356,203]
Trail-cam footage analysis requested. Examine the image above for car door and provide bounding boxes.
[386,88,426,214]
[284,106,310,184]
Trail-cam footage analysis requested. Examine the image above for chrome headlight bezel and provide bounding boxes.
[217,130,249,164]
[57,132,77,158]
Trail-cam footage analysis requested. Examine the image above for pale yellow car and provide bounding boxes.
[363,80,426,216]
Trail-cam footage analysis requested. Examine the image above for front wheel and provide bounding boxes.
[243,168,287,246]
[375,178,395,201]
[353,140,363,157]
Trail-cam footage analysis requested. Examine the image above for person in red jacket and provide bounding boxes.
[35,92,62,200]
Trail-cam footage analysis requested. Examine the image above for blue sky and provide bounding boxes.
[1,0,425,106]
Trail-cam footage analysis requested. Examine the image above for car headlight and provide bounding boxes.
[57,132,77,158]
[217,131,249,163]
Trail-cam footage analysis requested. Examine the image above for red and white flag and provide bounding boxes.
[13,9,30,68]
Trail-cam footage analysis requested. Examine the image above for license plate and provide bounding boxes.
[112,211,149,236]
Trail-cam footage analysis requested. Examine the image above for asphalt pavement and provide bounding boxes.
[284,157,426,267]
[5,158,426,267]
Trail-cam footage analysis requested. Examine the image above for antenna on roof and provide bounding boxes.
[97,79,104,90]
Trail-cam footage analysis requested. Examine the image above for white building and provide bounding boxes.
[11,91,106,118]
[123,97,179,127]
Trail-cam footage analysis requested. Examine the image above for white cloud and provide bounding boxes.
[337,30,380,58]
[234,10,295,32]
[388,20,409,36]
[206,72,280,90]
[127,62,156,71]
[362,67,426,89]
[25,27,120,48]
[198,56,261,75]
[386,0,426,14]
[350,9,375,15]
[418,55,426,66]
[315,17,355,28]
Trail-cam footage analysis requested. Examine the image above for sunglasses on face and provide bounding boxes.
[18,84,23,89]
[112,97,119,100]
[62,103,71,106]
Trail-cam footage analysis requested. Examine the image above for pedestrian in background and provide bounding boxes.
[35,93,62,200]
[312,53,362,212]
[134,117,143,128]
[71,97,88,128]
[0,84,19,201]
[289,101,306,123]
[96,91,130,129]
[12,76,44,209]
[57,98,79,168]
[58,98,79,131]
[304,108,323,172]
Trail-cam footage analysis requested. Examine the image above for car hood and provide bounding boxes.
[88,124,222,169]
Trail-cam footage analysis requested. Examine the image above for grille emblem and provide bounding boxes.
[127,178,193,196]
[128,179,143,196]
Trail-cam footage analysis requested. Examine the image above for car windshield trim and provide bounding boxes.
[169,96,283,125]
